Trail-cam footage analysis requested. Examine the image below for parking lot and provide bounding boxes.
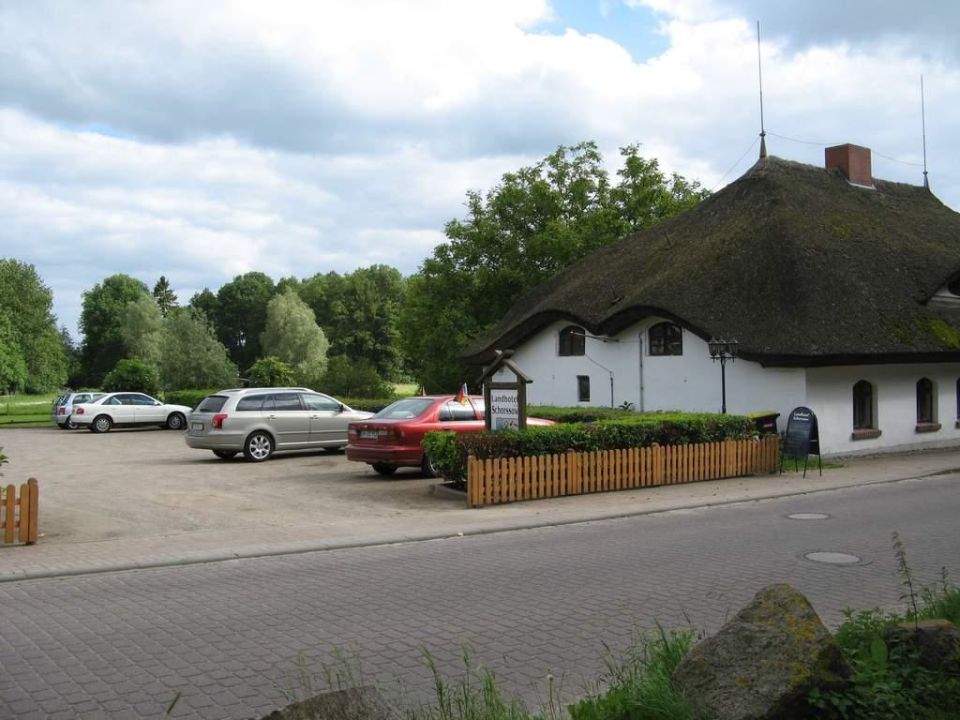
[0,426,470,569]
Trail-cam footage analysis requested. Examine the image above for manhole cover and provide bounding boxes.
[787,513,830,520]
[804,551,861,565]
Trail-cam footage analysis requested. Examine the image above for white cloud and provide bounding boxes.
[0,0,958,338]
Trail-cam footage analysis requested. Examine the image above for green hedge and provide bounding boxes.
[423,412,756,485]
[341,397,399,413]
[163,389,218,409]
[526,405,639,423]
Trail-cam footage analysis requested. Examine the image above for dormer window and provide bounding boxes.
[649,322,682,356]
[558,325,586,356]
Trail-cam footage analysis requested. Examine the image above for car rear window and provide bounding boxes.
[196,395,228,413]
[236,394,270,411]
[373,397,434,420]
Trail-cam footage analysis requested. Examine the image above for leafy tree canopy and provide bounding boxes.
[120,295,164,367]
[299,265,406,379]
[80,274,150,385]
[0,259,67,392]
[400,142,708,390]
[260,287,329,389]
[102,358,161,396]
[247,356,295,387]
[157,308,238,390]
[152,276,178,317]
[215,272,276,371]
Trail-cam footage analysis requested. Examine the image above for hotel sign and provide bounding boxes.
[479,350,532,432]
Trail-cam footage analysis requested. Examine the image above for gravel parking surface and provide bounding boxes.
[0,426,453,546]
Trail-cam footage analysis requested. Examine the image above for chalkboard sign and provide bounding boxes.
[780,406,821,477]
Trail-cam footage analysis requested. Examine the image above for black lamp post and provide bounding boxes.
[708,337,739,414]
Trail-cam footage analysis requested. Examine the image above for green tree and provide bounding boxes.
[102,359,161,396]
[59,326,83,388]
[120,295,164,366]
[157,309,237,390]
[300,266,406,379]
[247,356,295,387]
[152,276,178,317]
[216,272,276,371]
[0,259,68,392]
[0,314,27,393]
[80,274,151,385]
[399,142,708,390]
[189,288,219,322]
[260,288,329,388]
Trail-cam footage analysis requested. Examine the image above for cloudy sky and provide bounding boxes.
[2,0,958,338]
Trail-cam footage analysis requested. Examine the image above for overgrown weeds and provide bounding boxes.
[567,626,705,720]
[809,532,960,719]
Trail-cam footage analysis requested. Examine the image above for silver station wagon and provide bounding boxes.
[185,387,373,462]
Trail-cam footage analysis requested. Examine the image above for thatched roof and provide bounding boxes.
[463,156,960,367]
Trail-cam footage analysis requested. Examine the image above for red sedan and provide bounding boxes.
[346,395,552,477]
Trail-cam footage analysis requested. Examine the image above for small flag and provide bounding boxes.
[455,383,469,404]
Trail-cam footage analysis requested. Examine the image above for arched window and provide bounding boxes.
[916,378,935,424]
[558,325,585,356]
[648,322,682,356]
[852,380,874,430]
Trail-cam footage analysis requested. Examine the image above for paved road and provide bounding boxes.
[2,474,959,719]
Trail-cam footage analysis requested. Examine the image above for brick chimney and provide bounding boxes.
[825,143,873,187]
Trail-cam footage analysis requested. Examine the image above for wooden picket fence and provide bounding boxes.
[1,478,39,545]
[466,436,779,508]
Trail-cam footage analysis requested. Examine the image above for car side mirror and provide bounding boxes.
[338,403,345,413]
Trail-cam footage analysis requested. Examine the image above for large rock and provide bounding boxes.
[884,619,960,673]
[255,686,398,720]
[672,583,849,720]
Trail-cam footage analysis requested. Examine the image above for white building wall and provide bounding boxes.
[494,319,806,428]
[805,364,960,455]
[491,322,960,456]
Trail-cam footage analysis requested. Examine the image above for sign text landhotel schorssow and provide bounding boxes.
[489,387,520,430]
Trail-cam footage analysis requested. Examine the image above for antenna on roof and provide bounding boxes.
[921,74,929,190]
[756,21,767,159]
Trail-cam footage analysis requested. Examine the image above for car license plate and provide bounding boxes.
[360,430,379,439]
[191,422,204,431]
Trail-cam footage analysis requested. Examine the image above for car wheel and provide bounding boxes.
[372,462,397,476]
[91,415,113,433]
[421,454,438,479]
[166,412,186,431]
[244,432,274,462]
[213,450,238,460]
[57,421,71,431]
[65,416,78,430]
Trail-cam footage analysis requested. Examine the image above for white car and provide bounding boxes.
[72,392,193,433]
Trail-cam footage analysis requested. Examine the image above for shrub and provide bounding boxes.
[164,388,219,409]
[340,397,399,413]
[321,356,392,398]
[247,356,296,387]
[527,405,639,423]
[426,412,756,484]
[102,359,161,396]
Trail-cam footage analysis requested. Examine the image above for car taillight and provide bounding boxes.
[76,407,85,415]
[212,413,227,429]
[58,407,65,415]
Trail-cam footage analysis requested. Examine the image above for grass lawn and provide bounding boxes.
[0,393,58,417]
